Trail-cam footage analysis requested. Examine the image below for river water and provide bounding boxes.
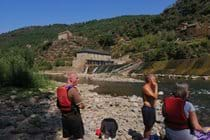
[48,75,210,126]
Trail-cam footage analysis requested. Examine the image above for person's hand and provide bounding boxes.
[79,103,85,109]
[151,79,158,87]
[203,127,210,133]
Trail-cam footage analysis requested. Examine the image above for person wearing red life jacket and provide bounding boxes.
[142,74,159,139]
[163,83,205,140]
[57,72,85,140]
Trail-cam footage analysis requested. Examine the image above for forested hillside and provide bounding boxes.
[0,0,209,65]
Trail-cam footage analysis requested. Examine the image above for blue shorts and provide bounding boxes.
[142,106,156,128]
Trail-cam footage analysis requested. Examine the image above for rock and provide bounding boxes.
[10,95,17,100]
[0,134,16,140]
[11,90,17,94]
[132,102,139,107]
[129,95,138,102]
[0,117,13,129]
[21,109,33,117]
[15,115,26,122]
[27,127,43,134]
[29,97,38,104]
[0,126,15,135]
[203,76,209,80]
[158,91,164,95]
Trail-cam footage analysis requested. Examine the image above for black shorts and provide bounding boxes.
[62,112,84,139]
[142,106,156,128]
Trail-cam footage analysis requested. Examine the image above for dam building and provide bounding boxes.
[72,49,114,72]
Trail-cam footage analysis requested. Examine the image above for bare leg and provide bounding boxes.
[144,126,152,139]
[62,138,69,140]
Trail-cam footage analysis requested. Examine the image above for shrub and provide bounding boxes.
[37,59,53,70]
[0,48,50,88]
[0,58,10,86]
[54,59,65,67]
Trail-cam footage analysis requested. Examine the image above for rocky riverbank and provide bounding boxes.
[80,84,164,140]
[42,71,144,83]
[79,73,144,83]
[0,83,164,140]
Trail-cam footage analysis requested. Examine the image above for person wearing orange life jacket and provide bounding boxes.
[57,72,85,140]
[163,83,205,140]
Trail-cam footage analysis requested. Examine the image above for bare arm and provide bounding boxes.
[189,111,204,132]
[68,88,85,109]
[151,79,158,97]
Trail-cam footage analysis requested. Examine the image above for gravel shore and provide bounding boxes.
[0,81,165,140]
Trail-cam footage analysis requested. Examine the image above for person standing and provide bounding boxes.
[57,72,85,140]
[141,74,158,139]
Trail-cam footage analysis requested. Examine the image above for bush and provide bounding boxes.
[54,59,65,67]
[41,41,52,51]
[0,48,49,88]
[0,58,10,86]
[31,73,51,88]
[37,59,53,70]
[6,55,34,88]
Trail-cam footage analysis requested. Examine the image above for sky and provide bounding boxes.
[0,0,176,34]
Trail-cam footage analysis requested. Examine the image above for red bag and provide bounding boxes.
[95,128,102,136]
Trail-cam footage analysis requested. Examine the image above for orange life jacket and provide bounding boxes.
[56,85,73,112]
[163,96,189,130]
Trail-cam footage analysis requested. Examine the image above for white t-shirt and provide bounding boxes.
[184,101,196,118]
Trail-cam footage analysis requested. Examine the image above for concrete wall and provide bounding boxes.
[72,53,112,72]
[72,58,86,72]
[76,53,111,61]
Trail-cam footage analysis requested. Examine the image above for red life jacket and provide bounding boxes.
[56,85,73,112]
[163,96,189,130]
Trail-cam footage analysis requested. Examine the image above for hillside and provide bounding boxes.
[159,0,210,30]
[36,40,79,69]
[0,15,157,50]
[0,0,210,71]
[0,0,209,49]
[0,25,68,48]
[131,56,210,76]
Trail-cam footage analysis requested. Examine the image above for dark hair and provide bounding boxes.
[101,118,118,138]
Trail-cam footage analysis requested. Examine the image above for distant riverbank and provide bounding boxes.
[42,71,144,83]
[131,73,210,81]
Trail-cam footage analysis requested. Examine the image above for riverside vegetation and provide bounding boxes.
[0,47,50,88]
